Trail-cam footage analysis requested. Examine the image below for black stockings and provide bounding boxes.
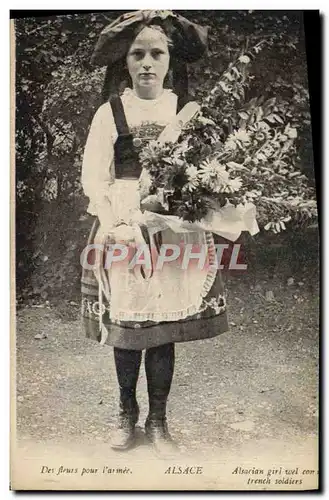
[113,343,175,417]
[145,343,175,416]
[113,347,142,407]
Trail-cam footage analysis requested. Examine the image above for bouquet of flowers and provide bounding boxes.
[139,41,317,235]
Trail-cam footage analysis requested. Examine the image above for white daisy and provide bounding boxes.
[229,177,243,191]
[199,160,234,195]
[199,159,230,184]
[233,130,251,143]
[239,55,251,64]
[224,138,238,152]
[185,165,199,191]
[186,165,199,180]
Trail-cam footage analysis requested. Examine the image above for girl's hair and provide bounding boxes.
[133,24,174,51]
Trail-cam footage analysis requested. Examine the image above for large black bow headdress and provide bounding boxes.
[91,10,208,103]
[91,10,208,67]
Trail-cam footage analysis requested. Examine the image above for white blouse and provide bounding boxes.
[81,87,178,216]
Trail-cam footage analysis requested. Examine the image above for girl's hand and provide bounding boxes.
[140,194,165,213]
[111,224,136,244]
[139,168,153,200]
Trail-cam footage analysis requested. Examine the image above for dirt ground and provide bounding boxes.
[13,271,319,490]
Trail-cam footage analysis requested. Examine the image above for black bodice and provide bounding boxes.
[109,93,186,180]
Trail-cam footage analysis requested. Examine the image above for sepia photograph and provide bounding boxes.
[11,9,319,491]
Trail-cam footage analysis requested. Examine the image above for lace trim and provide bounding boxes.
[122,87,174,101]
[108,294,227,327]
[110,231,219,323]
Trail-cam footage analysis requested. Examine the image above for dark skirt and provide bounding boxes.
[81,218,229,350]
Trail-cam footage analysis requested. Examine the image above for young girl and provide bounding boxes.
[81,10,229,457]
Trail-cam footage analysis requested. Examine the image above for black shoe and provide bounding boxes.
[110,404,139,451]
[145,416,179,458]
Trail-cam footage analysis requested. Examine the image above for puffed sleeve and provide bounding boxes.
[81,103,117,224]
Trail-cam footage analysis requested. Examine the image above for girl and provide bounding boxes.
[81,10,229,457]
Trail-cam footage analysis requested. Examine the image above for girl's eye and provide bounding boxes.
[130,50,144,60]
[151,50,165,58]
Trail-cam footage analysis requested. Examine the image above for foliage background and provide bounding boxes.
[14,10,318,306]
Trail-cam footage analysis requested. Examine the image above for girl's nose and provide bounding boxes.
[142,54,153,70]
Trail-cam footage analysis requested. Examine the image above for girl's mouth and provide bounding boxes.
[140,73,156,78]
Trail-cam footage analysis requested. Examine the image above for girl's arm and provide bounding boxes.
[81,103,116,232]
[81,104,137,243]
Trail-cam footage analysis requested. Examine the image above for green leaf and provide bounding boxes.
[238,111,249,120]
[266,115,276,123]
[226,161,248,171]
[263,97,276,110]
[218,81,231,93]
[224,71,234,82]
[273,114,284,124]
[231,67,240,78]
[256,107,264,121]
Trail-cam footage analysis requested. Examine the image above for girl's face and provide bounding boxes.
[126,26,170,99]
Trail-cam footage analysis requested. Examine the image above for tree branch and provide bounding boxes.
[26,24,52,37]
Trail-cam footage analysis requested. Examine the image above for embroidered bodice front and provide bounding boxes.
[130,123,166,151]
